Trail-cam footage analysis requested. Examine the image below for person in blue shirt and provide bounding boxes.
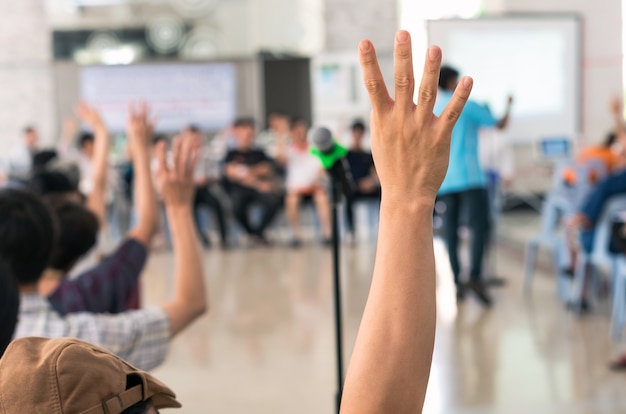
[434,65,512,306]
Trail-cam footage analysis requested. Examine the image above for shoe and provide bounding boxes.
[467,281,492,307]
[566,299,591,313]
[456,285,466,302]
[289,239,303,249]
[250,234,272,248]
[609,354,626,371]
[322,238,332,247]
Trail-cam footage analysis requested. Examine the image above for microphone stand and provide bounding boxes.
[330,174,345,413]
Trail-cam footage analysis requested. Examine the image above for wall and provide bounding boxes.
[0,0,55,156]
[485,0,622,144]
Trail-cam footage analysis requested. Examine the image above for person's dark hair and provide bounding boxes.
[32,150,59,172]
[152,134,168,146]
[233,117,255,128]
[0,189,58,285]
[23,125,36,134]
[604,131,618,148]
[351,120,366,133]
[0,261,19,357]
[28,171,78,198]
[290,116,307,129]
[121,399,152,414]
[439,66,460,90]
[45,195,99,273]
[187,124,201,134]
[78,132,94,149]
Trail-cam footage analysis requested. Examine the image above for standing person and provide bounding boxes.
[223,117,283,245]
[275,117,332,247]
[184,125,228,249]
[6,125,39,182]
[345,120,380,239]
[434,65,512,306]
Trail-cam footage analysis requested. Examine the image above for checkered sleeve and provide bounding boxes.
[66,307,171,371]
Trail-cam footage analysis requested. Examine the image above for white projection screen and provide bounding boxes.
[80,62,237,133]
[427,16,581,142]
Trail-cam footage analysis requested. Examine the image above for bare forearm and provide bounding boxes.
[86,125,109,224]
[342,199,436,414]
[163,205,207,336]
[127,150,158,246]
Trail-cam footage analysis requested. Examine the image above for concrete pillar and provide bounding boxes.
[0,0,55,154]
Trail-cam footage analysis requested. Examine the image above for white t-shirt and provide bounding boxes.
[286,146,323,191]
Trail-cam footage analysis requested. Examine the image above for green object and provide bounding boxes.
[310,143,348,169]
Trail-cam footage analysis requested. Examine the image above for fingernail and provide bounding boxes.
[428,46,440,60]
[462,77,472,87]
[396,31,409,43]
[359,40,371,52]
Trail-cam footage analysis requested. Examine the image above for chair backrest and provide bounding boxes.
[591,195,626,268]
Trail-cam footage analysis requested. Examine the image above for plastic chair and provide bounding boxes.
[570,195,626,312]
[611,255,626,340]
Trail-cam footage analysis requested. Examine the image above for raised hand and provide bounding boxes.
[126,102,153,156]
[359,30,473,204]
[76,102,105,131]
[156,136,197,207]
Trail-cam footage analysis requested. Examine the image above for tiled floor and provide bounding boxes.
[143,213,626,413]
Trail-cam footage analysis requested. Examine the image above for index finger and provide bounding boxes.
[359,39,392,113]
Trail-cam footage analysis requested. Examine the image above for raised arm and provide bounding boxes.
[126,103,158,247]
[340,31,472,414]
[77,103,109,226]
[157,137,207,336]
[496,96,514,129]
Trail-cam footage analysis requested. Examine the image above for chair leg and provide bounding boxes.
[524,242,539,296]
[571,253,592,314]
[611,258,626,340]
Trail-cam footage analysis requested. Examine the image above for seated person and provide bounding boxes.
[275,117,331,246]
[0,337,182,413]
[5,107,207,371]
[184,125,228,249]
[35,106,158,315]
[256,111,291,157]
[0,262,19,356]
[223,117,283,244]
[563,131,622,187]
[345,120,381,237]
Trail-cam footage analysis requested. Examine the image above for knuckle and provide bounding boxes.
[445,109,461,122]
[395,75,412,90]
[396,46,412,60]
[364,78,383,94]
[418,86,435,103]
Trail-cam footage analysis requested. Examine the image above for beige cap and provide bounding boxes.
[0,337,181,414]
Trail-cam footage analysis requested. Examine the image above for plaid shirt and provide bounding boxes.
[15,294,170,371]
[48,238,147,315]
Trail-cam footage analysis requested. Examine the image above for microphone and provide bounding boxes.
[310,127,355,197]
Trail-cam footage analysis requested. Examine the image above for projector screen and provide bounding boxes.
[427,16,581,142]
[80,62,237,133]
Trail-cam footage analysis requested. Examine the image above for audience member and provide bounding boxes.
[38,104,159,315]
[0,337,181,413]
[275,117,331,246]
[185,125,228,249]
[257,112,291,156]
[6,125,39,181]
[0,262,19,357]
[345,120,380,239]
[3,107,207,371]
[340,31,472,413]
[434,65,513,306]
[223,117,283,244]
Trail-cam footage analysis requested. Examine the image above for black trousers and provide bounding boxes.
[193,187,228,246]
[438,187,490,284]
[229,187,283,237]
